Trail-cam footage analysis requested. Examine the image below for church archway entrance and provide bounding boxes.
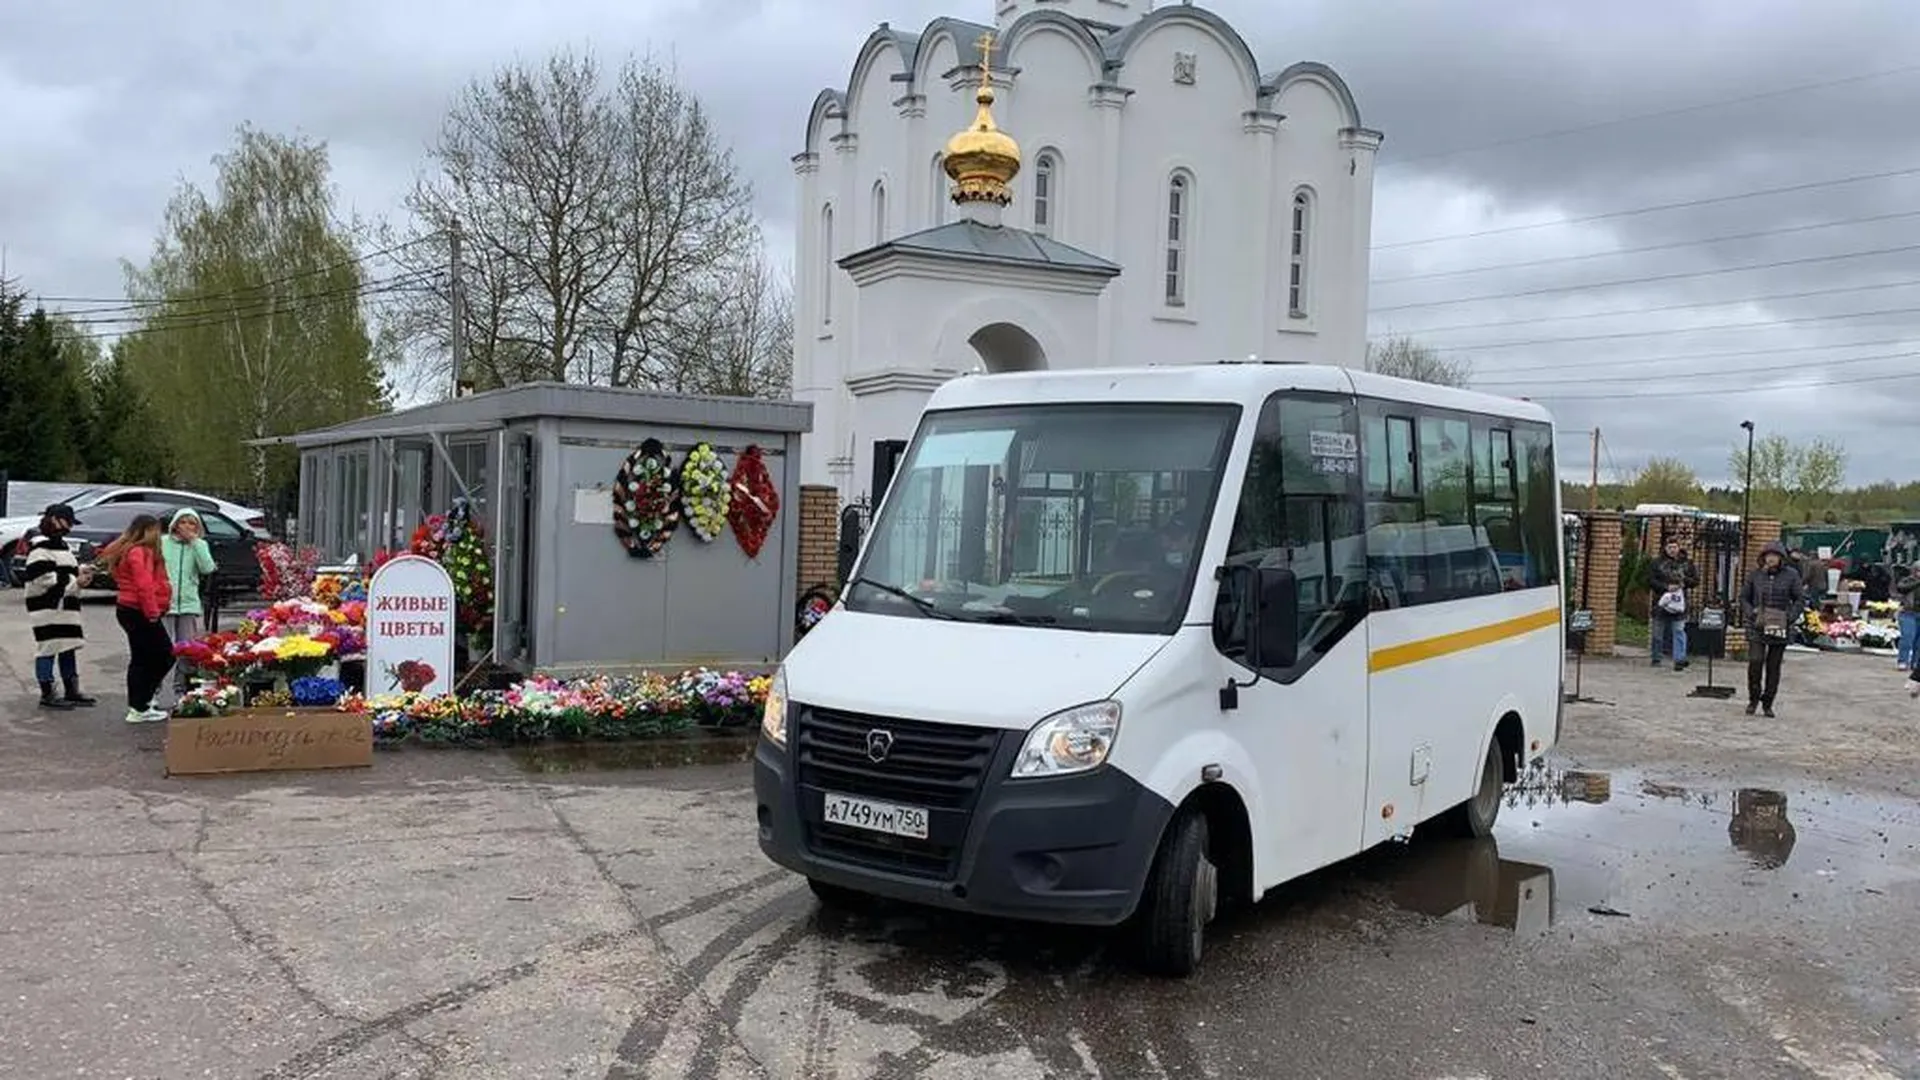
[967,321,1047,373]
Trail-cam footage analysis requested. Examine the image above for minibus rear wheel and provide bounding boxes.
[1435,739,1504,839]
[1134,809,1217,977]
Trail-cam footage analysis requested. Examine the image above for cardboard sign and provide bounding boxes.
[165,708,373,776]
[366,554,457,697]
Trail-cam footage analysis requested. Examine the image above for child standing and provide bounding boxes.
[20,503,99,710]
[157,508,217,708]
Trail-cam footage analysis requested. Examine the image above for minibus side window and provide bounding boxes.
[1214,391,1366,682]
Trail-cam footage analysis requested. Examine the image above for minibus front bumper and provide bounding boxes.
[753,726,1174,926]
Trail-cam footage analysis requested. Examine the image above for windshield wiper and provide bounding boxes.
[848,577,959,620]
[961,610,1058,626]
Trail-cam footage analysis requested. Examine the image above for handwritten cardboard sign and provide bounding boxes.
[366,553,457,697]
[165,708,373,777]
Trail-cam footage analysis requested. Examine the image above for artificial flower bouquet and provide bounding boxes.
[172,682,243,719]
[338,667,772,745]
[680,442,732,542]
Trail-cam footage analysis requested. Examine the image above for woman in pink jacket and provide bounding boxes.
[98,514,174,724]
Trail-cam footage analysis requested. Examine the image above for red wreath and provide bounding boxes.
[727,444,780,559]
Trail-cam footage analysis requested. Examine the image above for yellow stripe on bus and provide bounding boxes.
[1368,606,1562,674]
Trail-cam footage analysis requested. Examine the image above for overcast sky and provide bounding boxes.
[4,0,1918,487]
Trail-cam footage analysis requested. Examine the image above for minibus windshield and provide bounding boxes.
[845,402,1239,634]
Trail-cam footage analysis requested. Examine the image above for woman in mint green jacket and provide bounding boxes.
[159,508,217,707]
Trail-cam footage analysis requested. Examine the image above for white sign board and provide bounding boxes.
[573,486,614,525]
[365,554,457,697]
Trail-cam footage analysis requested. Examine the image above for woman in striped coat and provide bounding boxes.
[21,503,98,710]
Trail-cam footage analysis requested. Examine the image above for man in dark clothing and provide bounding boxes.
[1648,538,1699,672]
[1862,561,1893,606]
[1741,541,1804,718]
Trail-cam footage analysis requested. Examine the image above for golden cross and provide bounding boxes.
[975,31,997,86]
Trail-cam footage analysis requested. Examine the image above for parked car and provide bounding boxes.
[0,485,271,557]
[7,502,264,602]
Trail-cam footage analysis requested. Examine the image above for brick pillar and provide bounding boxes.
[797,485,840,594]
[1728,516,1784,658]
[1583,512,1623,656]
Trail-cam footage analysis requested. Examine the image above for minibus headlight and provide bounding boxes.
[1012,701,1121,778]
[760,667,789,747]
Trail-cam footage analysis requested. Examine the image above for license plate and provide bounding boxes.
[822,793,929,840]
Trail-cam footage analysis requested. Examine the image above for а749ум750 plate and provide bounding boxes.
[822,793,930,840]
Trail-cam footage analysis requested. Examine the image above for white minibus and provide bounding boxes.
[755,363,1564,975]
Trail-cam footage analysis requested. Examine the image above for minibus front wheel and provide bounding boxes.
[1134,809,1217,977]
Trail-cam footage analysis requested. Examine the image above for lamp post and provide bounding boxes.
[1738,420,1755,587]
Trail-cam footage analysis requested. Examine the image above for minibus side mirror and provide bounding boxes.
[1220,563,1300,671]
[1250,566,1300,669]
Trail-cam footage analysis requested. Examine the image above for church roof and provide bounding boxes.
[838,221,1120,278]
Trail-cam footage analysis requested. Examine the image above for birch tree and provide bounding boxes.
[121,126,389,496]
[388,48,768,395]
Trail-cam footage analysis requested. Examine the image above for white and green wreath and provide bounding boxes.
[678,442,732,542]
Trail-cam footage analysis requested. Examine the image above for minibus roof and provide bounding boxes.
[923,363,1556,425]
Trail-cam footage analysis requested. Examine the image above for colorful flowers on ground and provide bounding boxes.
[172,682,243,718]
[256,542,324,601]
[338,667,769,745]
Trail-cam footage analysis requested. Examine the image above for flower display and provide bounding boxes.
[612,439,680,558]
[679,442,732,542]
[256,542,324,601]
[337,666,770,745]
[172,682,243,718]
[411,501,493,633]
[727,444,780,559]
[290,676,347,707]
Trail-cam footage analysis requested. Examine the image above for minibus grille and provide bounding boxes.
[795,708,999,810]
[796,707,1001,880]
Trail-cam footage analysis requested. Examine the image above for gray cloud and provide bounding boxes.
[3,0,1915,486]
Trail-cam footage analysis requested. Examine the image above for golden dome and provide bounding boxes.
[943,35,1020,207]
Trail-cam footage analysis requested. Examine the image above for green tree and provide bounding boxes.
[0,295,90,482]
[120,125,389,497]
[1628,456,1703,506]
[1729,434,1848,521]
[1366,335,1473,388]
[83,340,172,484]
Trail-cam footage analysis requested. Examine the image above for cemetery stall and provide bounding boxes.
[268,381,812,674]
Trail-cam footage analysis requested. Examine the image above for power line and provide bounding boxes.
[1427,303,1920,352]
[1521,366,1920,402]
[1372,164,1920,251]
[58,270,437,329]
[38,234,442,312]
[1476,345,1920,389]
[1470,335,1918,375]
[1369,209,1920,285]
[1371,241,1920,313]
[1376,62,1920,171]
[62,276,435,341]
[1377,275,1920,335]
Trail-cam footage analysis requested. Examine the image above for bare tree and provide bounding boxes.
[385,48,761,396]
[1367,335,1473,388]
[657,251,793,398]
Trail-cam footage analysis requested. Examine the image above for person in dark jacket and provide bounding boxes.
[20,504,99,710]
[1740,541,1804,717]
[1895,563,1920,671]
[1647,538,1699,671]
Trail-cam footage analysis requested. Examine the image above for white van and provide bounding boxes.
[755,363,1565,975]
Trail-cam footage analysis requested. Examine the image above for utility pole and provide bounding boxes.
[1588,427,1601,513]
[449,218,469,398]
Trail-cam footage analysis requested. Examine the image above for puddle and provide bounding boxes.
[507,735,756,773]
[1362,764,1920,932]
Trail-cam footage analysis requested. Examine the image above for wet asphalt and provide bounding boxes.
[3,601,1918,1078]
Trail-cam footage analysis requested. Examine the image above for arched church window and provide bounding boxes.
[1289,188,1313,318]
[871,181,888,245]
[1033,151,1059,237]
[932,154,948,226]
[1165,172,1191,308]
[821,204,834,326]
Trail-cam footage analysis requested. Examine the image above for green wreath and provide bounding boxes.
[611,438,679,558]
[678,442,731,542]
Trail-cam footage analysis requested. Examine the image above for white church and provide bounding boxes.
[792,0,1381,499]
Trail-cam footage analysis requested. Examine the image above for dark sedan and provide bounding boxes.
[8,502,264,604]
